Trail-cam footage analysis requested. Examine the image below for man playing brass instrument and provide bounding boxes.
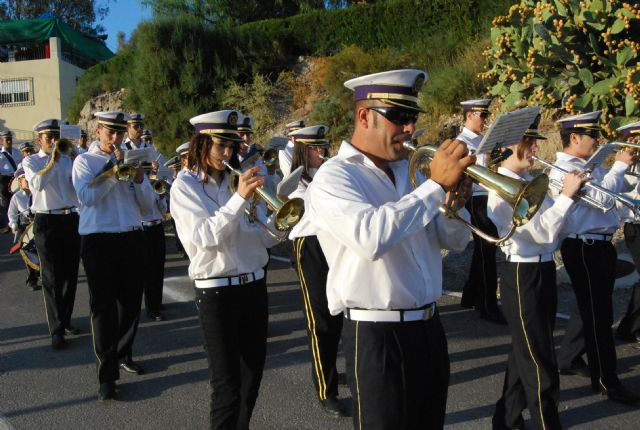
[306,69,473,429]
[22,119,81,350]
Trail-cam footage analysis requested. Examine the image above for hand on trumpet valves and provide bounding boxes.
[616,147,637,166]
[429,139,475,191]
[562,171,588,198]
[151,160,160,174]
[237,165,264,200]
[445,177,473,211]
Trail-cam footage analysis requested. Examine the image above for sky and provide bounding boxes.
[100,0,152,53]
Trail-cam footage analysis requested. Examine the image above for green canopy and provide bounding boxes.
[0,17,114,64]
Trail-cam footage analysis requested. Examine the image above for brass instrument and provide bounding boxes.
[613,141,640,178]
[150,178,169,196]
[533,155,640,218]
[262,148,278,167]
[404,137,549,245]
[90,161,138,186]
[36,138,75,176]
[222,160,304,233]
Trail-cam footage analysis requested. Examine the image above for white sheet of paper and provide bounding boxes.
[268,136,289,150]
[124,148,153,165]
[476,106,542,154]
[584,143,616,171]
[277,165,304,197]
[60,124,81,141]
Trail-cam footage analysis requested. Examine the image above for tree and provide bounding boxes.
[0,0,109,35]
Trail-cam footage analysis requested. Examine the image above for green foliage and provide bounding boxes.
[221,74,290,145]
[0,0,109,34]
[482,0,640,135]
[67,50,135,122]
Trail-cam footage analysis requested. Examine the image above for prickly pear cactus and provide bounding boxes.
[481,0,639,135]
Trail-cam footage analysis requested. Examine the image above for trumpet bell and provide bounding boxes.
[56,138,75,156]
[274,198,305,231]
[262,148,279,167]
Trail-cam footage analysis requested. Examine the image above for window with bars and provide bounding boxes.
[0,78,34,106]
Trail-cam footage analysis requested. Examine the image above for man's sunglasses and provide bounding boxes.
[580,130,600,139]
[473,111,490,119]
[368,107,419,126]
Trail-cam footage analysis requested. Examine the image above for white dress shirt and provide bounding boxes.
[75,146,88,155]
[306,140,471,315]
[141,190,167,222]
[170,169,280,280]
[22,150,79,212]
[456,127,488,195]
[488,167,574,257]
[288,174,315,239]
[8,190,31,229]
[550,151,627,235]
[617,175,640,224]
[72,145,155,235]
[278,140,295,177]
[0,147,23,176]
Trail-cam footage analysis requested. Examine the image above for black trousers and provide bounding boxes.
[0,175,11,227]
[82,231,145,384]
[618,223,640,339]
[342,312,449,430]
[142,224,166,314]
[294,236,343,401]
[16,224,39,287]
[195,280,268,430]
[493,262,561,430]
[462,195,499,314]
[33,212,80,336]
[558,238,618,388]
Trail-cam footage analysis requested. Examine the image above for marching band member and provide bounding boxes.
[170,110,280,429]
[457,98,506,324]
[278,119,305,177]
[7,167,40,291]
[123,114,165,173]
[19,141,38,159]
[288,124,347,418]
[73,111,156,401]
[23,119,81,349]
[306,69,473,429]
[552,111,640,405]
[488,118,583,430]
[76,129,89,154]
[1,129,22,233]
[616,121,640,345]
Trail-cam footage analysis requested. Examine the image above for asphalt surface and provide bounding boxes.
[1,229,640,429]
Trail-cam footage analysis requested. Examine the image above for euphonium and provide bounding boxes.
[36,138,75,176]
[404,136,549,245]
[222,160,304,232]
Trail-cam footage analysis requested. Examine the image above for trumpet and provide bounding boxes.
[222,160,304,232]
[532,155,640,218]
[36,138,75,176]
[613,141,640,178]
[262,148,279,167]
[404,137,549,245]
[90,161,138,186]
[150,178,169,195]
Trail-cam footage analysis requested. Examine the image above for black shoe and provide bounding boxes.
[51,334,66,350]
[120,360,145,375]
[480,310,507,325]
[147,311,165,322]
[98,381,117,401]
[616,330,640,344]
[338,372,347,386]
[65,326,81,336]
[559,357,590,378]
[28,283,41,291]
[320,397,348,418]
[596,382,640,406]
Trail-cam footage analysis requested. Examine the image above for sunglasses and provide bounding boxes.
[581,130,600,139]
[473,111,490,119]
[368,107,419,126]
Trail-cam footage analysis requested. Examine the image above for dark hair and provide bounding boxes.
[187,133,240,183]
[290,140,312,183]
[560,129,572,148]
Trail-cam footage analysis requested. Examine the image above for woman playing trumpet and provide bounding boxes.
[170,110,280,430]
[488,118,585,430]
[287,125,348,417]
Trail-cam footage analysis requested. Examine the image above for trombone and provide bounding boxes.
[532,155,640,218]
[404,136,549,245]
[222,160,304,233]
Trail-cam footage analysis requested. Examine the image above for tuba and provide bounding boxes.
[223,160,304,233]
[405,131,549,245]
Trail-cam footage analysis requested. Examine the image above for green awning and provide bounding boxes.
[0,17,114,64]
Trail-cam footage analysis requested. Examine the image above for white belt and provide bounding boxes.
[506,253,554,263]
[35,207,78,215]
[567,233,612,242]
[345,303,436,323]
[195,269,265,288]
[142,219,163,227]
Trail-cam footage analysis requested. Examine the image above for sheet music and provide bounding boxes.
[277,165,304,197]
[155,166,174,180]
[268,136,289,150]
[583,143,616,171]
[124,148,153,165]
[476,106,541,154]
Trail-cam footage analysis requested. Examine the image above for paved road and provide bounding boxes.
[1,230,639,429]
